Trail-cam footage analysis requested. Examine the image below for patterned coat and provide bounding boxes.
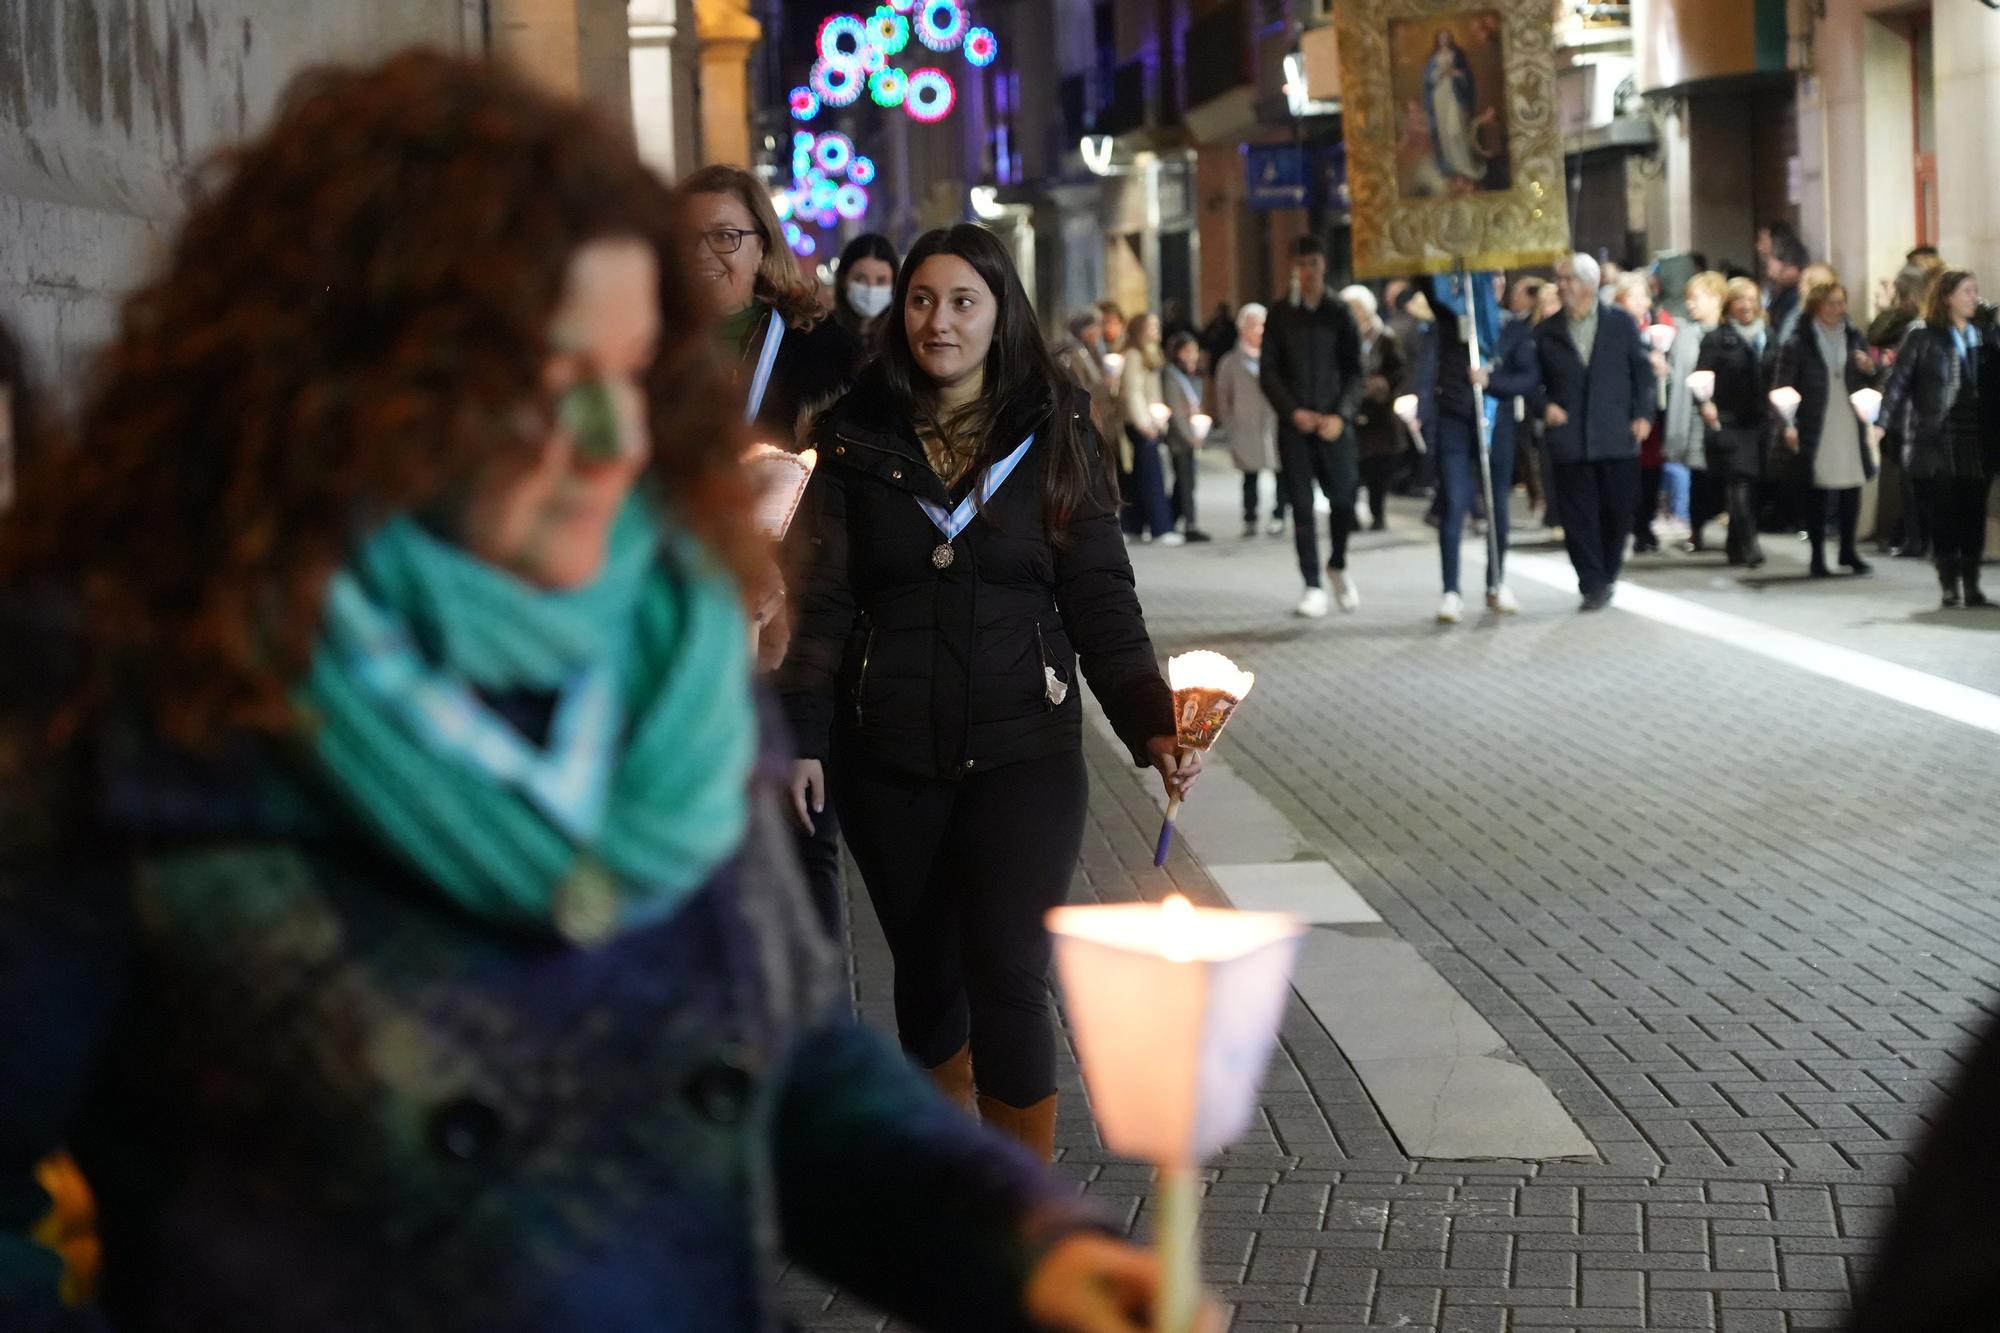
[0,590,1099,1333]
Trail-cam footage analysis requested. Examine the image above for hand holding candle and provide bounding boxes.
[1149,401,1173,432]
[1154,651,1254,868]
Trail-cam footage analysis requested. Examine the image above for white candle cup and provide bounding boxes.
[1101,352,1125,380]
[1189,412,1212,443]
[1393,394,1420,425]
[1645,324,1677,354]
[1768,386,1802,424]
[744,443,817,540]
[1047,895,1306,1333]
[1849,387,1883,425]
[1686,370,1715,404]
[1149,402,1173,430]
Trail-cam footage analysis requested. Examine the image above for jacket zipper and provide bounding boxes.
[854,622,876,727]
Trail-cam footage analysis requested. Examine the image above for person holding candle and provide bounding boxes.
[781,224,1201,1161]
[1880,269,1993,607]
[682,166,863,447]
[1696,277,1772,569]
[1115,311,1181,545]
[1666,272,1726,554]
[1214,303,1285,539]
[1162,332,1213,543]
[1613,272,1673,555]
[0,55,1184,1333]
[1769,281,1876,577]
[1341,285,1412,534]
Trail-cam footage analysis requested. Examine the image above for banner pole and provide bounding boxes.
[1456,257,1503,597]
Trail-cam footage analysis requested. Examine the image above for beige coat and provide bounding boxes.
[1213,348,1278,473]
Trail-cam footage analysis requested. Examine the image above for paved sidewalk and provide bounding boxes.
[787,464,2000,1332]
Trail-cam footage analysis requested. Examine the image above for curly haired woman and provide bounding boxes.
[0,52,1192,1333]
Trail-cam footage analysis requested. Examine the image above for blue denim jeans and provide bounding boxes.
[1661,461,1692,522]
[1436,414,1515,595]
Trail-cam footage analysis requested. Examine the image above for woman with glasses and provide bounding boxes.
[680,166,862,446]
[682,166,863,939]
[0,55,1186,1333]
[780,225,1200,1162]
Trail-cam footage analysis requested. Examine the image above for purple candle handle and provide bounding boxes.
[1153,795,1184,868]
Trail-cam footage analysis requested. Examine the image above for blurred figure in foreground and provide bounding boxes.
[0,52,1185,1333]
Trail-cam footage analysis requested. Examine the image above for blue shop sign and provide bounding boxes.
[1245,145,1305,211]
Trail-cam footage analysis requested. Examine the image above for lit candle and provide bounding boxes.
[1686,369,1715,403]
[1392,393,1419,425]
[1645,324,1677,355]
[1769,386,1803,424]
[1849,387,1883,425]
[1102,351,1126,380]
[1188,412,1212,444]
[1047,893,1307,1333]
[1156,651,1255,868]
[1149,401,1173,431]
[745,443,817,540]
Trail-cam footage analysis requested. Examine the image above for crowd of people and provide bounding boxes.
[0,52,1216,1333]
[1053,221,1999,621]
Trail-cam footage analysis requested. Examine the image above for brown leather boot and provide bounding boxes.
[977,1092,1058,1164]
[925,1043,976,1116]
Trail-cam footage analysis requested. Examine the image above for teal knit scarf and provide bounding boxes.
[296,497,753,944]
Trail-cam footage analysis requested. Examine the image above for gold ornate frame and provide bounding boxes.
[1334,0,1571,278]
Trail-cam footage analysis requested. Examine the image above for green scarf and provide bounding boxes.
[296,497,753,944]
[717,302,763,360]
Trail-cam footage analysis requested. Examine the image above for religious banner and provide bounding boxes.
[1333,0,1570,278]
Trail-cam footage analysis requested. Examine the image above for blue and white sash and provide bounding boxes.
[915,433,1036,541]
[743,314,787,423]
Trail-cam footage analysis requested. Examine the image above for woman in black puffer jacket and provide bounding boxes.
[1695,277,1772,569]
[779,225,1197,1160]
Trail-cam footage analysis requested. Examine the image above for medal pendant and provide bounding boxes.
[931,542,955,570]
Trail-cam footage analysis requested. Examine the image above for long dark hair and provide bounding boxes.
[835,232,900,305]
[1922,269,1975,328]
[878,224,1110,538]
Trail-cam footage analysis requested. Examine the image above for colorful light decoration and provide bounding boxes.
[813,132,854,174]
[905,67,956,121]
[915,0,966,51]
[868,67,908,107]
[810,57,864,107]
[834,184,870,220]
[785,0,994,251]
[817,14,868,62]
[868,9,910,55]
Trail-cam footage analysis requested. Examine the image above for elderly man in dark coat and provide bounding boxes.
[1529,252,1657,610]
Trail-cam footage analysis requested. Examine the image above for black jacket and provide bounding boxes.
[1694,322,1769,479]
[1880,323,1982,460]
[1530,303,1654,465]
[779,368,1174,782]
[745,309,865,446]
[1259,295,1365,441]
[1769,319,1875,480]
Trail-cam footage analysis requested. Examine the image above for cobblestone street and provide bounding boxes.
[789,469,2000,1333]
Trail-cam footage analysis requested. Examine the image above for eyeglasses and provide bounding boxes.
[697,227,762,256]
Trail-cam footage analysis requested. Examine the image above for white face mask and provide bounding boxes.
[846,283,893,319]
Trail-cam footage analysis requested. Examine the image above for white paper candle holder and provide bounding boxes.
[1686,370,1715,404]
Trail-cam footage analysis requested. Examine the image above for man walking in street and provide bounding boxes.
[1261,236,1366,618]
[1532,252,1655,611]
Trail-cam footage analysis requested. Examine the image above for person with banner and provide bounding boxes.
[1530,253,1656,611]
[780,224,1198,1160]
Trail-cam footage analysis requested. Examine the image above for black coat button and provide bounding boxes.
[428,1095,503,1161]
[684,1048,758,1125]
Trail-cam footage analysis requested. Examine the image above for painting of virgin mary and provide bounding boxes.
[1391,12,1510,198]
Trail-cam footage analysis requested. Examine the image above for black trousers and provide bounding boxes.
[1279,430,1359,584]
[1632,464,1663,548]
[1725,477,1763,564]
[1806,486,1862,570]
[1902,467,1933,554]
[832,748,1088,1108]
[791,805,844,940]
[1551,458,1639,596]
[1240,469,1288,523]
[1932,476,1991,577]
[1688,468,1725,548]
[1168,443,1199,531]
[1360,455,1398,530]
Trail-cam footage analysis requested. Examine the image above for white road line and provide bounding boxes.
[1509,553,2000,738]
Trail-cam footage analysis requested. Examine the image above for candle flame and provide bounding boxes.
[1167,650,1255,698]
[796,447,818,470]
[1160,893,1197,962]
